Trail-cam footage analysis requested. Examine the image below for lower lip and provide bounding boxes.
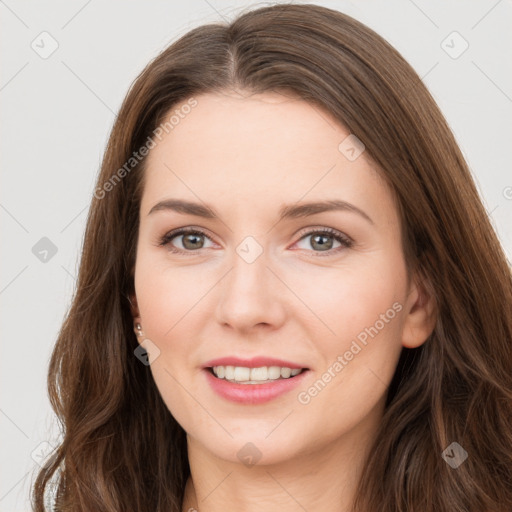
[203,368,310,404]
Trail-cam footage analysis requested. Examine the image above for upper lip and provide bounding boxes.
[202,356,308,370]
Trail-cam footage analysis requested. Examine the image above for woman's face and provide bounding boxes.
[132,90,432,466]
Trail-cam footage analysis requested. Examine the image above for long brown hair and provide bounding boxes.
[31,4,512,511]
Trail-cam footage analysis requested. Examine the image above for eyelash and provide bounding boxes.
[157,227,353,257]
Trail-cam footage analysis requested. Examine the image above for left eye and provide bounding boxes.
[295,230,348,252]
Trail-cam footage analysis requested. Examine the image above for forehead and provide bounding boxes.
[140,91,394,225]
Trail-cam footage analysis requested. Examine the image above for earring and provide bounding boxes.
[135,322,144,337]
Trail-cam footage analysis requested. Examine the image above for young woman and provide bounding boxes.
[32,4,512,511]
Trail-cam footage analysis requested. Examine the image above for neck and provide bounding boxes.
[181,413,380,512]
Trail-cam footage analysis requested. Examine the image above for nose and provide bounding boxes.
[214,247,287,334]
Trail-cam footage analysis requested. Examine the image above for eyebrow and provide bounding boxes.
[147,198,374,225]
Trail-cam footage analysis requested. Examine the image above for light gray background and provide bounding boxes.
[1,1,511,510]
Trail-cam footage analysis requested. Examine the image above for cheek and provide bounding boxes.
[134,263,203,430]
[284,256,405,346]
[289,256,405,413]
[294,305,404,443]
[134,252,212,342]
[133,253,211,419]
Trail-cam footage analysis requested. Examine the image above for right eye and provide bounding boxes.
[158,228,216,254]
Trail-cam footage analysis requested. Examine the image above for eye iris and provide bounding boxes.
[311,233,333,251]
[182,233,204,250]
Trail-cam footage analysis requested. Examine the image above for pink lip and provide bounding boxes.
[203,367,310,404]
[202,356,308,370]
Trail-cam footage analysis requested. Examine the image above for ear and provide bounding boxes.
[128,292,141,321]
[128,293,146,343]
[401,273,437,349]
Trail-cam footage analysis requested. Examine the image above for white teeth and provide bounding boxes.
[268,366,281,379]
[280,367,291,378]
[250,367,268,380]
[234,367,250,381]
[211,365,305,383]
[224,365,235,380]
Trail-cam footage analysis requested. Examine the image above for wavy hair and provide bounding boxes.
[32,3,512,511]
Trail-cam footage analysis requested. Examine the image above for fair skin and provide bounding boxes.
[129,90,436,512]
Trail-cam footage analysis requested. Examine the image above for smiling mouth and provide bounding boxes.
[206,365,309,384]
